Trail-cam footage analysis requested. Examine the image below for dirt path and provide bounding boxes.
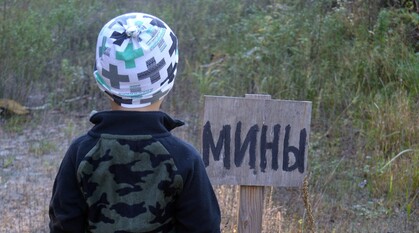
[0,112,90,233]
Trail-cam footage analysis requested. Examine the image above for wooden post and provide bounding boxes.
[238,94,271,233]
[238,185,265,232]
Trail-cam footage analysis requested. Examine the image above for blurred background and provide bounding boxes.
[0,0,418,232]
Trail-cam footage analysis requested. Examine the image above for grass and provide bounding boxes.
[0,0,418,232]
[28,139,57,157]
[1,156,15,169]
[357,90,419,212]
[2,115,29,134]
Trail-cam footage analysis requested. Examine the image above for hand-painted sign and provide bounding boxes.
[202,95,312,187]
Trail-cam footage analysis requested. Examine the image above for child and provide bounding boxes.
[49,12,221,233]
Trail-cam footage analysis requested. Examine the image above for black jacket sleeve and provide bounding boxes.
[174,145,221,233]
[49,139,88,233]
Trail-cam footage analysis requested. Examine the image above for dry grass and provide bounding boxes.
[1,109,418,233]
[0,111,89,233]
[0,174,51,232]
[302,176,315,233]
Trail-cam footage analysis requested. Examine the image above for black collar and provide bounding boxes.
[88,111,184,136]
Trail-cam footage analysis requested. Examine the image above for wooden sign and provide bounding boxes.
[202,95,312,187]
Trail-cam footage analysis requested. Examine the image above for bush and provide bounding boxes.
[0,0,418,229]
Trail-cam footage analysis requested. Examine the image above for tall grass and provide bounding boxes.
[1,0,418,232]
[360,90,419,211]
[190,0,419,230]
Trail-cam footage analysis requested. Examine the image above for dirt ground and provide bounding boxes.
[0,110,417,233]
[0,111,90,233]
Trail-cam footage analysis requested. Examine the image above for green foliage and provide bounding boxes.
[0,0,418,229]
[1,155,15,169]
[194,0,419,224]
[358,90,419,213]
[0,0,90,103]
[2,115,29,133]
[0,1,52,100]
[28,139,57,156]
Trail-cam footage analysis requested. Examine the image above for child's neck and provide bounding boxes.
[110,100,162,112]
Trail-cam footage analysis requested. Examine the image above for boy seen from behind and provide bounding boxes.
[49,12,221,233]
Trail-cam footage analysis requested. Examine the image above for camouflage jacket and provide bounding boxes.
[49,111,221,233]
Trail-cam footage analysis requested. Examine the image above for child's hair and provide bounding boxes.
[94,12,179,108]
